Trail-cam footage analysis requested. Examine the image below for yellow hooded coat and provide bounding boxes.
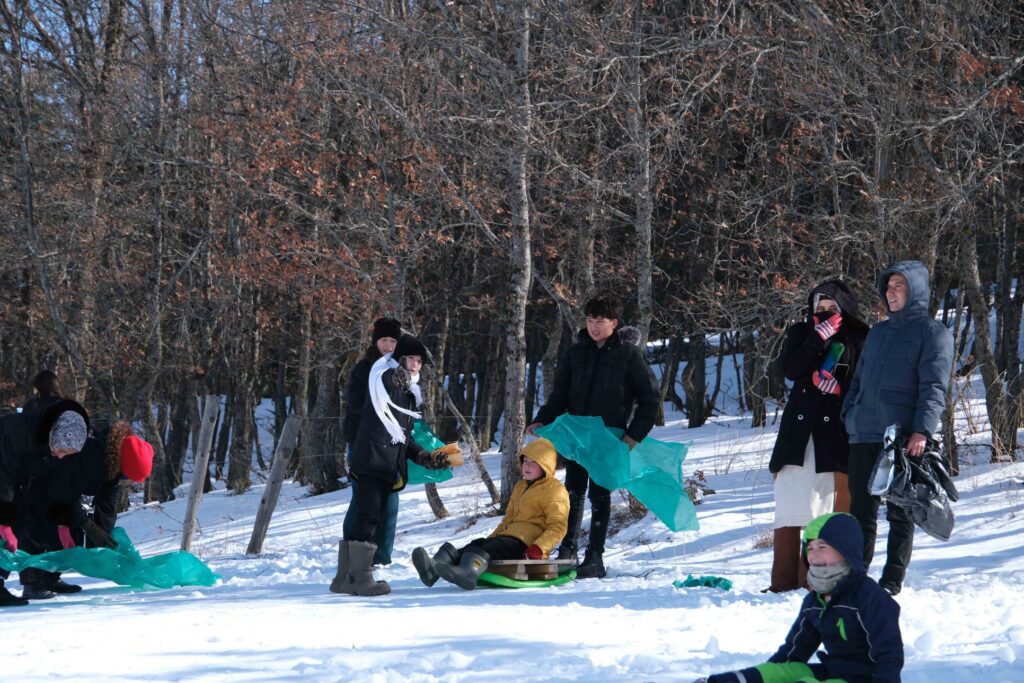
[488,439,569,557]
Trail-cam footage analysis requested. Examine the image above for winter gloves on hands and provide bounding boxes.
[0,524,17,553]
[814,312,842,340]
[524,544,543,560]
[812,369,840,396]
[393,364,412,389]
[83,518,117,549]
[422,443,463,469]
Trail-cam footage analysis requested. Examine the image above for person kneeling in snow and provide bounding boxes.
[412,438,569,591]
[699,513,903,683]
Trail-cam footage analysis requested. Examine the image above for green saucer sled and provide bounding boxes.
[477,567,577,588]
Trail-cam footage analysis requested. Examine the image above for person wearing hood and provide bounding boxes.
[841,260,953,595]
[0,398,89,607]
[330,333,455,597]
[700,513,903,683]
[342,317,403,566]
[526,293,660,579]
[766,280,869,593]
[411,438,569,590]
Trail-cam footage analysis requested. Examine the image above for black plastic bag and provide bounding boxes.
[868,424,958,541]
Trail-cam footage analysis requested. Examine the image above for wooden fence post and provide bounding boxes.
[246,414,302,556]
[181,395,220,552]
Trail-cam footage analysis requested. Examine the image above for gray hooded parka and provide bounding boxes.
[841,261,954,444]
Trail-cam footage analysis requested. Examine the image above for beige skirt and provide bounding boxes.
[774,438,836,528]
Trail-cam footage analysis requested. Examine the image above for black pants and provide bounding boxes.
[848,442,914,587]
[343,474,395,544]
[458,536,526,562]
[563,460,611,555]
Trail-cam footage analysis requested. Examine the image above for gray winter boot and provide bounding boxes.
[347,540,391,596]
[437,548,490,591]
[412,542,457,587]
[328,540,352,594]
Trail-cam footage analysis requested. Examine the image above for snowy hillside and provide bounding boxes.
[4,385,1023,682]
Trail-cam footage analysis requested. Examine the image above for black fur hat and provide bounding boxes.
[392,334,432,365]
[372,317,403,342]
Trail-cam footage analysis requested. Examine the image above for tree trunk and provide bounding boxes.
[498,0,533,510]
[961,228,1015,462]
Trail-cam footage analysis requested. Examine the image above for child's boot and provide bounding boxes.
[438,548,490,590]
[328,540,352,594]
[346,540,391,596]
[412,542,457,587]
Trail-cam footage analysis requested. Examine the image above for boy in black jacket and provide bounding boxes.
[526,293,660,578]
[701,512,903,683]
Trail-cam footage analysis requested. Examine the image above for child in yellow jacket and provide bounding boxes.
[412,438,569,590]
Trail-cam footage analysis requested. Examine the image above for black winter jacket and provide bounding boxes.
[343,355,375,446]
[44,426,122,533]
[770,281,869,474]
[0,398,85,520]
[533,328,660,443]
[349,366,428,491]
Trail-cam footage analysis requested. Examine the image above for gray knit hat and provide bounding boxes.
[49,410,87,453]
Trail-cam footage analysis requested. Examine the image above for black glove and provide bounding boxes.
[83,518,117,549]
[0,501,14,526]
[393,364,412,389]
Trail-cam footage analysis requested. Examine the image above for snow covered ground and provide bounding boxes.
[4,387,1024,682]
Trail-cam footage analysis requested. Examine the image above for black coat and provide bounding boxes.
[15,427,124,553]
[343,355,374,447]
[0,398,82,518]
[45,427,122,532]
[349,366,427,491]
[769,281,869,474]
[533,328,660,442]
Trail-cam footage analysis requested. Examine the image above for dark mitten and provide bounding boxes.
[524,544,543,560]
[0,501,15,526]
[423,449,450,470]
[83,518,117,549]
[48,503,76,527]
[393,364,412,389]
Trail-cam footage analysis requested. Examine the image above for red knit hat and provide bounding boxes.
[120,436,154,482]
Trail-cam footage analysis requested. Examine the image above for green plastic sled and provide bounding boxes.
[477,568,577,588]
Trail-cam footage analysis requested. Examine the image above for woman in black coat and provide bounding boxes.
[342,317,402,565]
[13,421,153,599]
[766,280,868,593]
[0,398,89,606]
[330,333,451,597]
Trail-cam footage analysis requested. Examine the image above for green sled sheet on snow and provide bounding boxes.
[0,527,219,589]
[407,419,454,486]
[536,414,699,532]
[477,567,577,589]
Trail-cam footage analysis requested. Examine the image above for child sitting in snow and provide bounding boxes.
[412,437,569,591]
[700,512,903,683]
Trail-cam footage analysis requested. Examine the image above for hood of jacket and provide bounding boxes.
[878,260,931,324]
[807,279,867,330]
[802,512,866,574]
[519,438,558,480]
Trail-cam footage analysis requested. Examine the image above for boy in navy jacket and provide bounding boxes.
[702,513,903,683]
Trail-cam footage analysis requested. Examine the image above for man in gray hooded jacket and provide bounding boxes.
[840,260,953,595]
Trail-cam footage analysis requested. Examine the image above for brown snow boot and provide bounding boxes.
[766,526,803,592]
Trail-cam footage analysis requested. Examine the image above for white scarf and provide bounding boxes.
[369,353,422,444]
